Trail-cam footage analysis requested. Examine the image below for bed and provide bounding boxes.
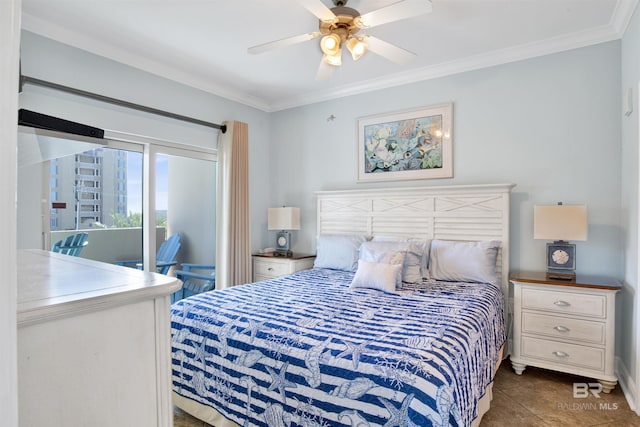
[171,184,515,427]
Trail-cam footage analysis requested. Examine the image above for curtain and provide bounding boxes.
[215,121,251,289]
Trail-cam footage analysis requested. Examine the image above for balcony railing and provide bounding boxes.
[51,227,167,265]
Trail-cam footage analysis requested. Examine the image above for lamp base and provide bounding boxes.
[273,250,293,258]
[545,241,576,279]
[546,269,576,281]
[276,230,291,252]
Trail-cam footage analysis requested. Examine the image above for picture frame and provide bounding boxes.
[357,103,453,182]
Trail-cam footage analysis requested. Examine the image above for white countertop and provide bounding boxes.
[18,249,182,326]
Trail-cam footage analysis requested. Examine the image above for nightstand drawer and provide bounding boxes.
[522,312,605,345]
[521,336,605,371]
[253,260,290,277]
[252,254,316,282]
[522,288,606,318]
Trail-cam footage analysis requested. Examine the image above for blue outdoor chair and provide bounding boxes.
[171,263,215,303]
[51,232,89,256]
[115,233,181,274]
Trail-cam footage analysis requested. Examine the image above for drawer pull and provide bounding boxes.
[553,325,570,333]
[553,300,571,307]
[267,267,274,271]
[552,351,569,358]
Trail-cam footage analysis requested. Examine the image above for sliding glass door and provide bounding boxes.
[160,153,216,268]
[17,127,216,273]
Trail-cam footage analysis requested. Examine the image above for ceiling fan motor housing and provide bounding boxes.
[319,6,361,41]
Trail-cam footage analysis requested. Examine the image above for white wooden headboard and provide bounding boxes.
[316,183,515,303]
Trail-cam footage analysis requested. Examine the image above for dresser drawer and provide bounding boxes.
[253,260,290,278]
[521,336,605,372]
[522,288,606,318]
[522,312,605,345]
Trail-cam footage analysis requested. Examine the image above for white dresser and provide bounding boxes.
[252,253,315,282]
[510,271,621,392]
[17,249,182,427]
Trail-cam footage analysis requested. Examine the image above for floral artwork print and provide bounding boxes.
[363,115,443,174]
[357,104,453,182]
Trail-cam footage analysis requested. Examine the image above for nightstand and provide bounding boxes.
[252,253,316,282]
[510,271,621,392]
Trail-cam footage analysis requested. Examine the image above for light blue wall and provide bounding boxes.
[621,4,640,385]
[18,31,274,254]
[272,41,623,281]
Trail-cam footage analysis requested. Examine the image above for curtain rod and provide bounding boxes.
[20,75,227,133]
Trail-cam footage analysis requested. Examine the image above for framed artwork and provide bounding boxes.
[357,103,453,182]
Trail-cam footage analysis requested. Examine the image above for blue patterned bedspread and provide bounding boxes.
[171,268,505,427]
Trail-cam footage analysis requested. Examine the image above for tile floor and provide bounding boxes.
[481,359,638,426]
[173,358,640,426]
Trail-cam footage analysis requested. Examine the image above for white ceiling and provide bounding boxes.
[21,0,637,112]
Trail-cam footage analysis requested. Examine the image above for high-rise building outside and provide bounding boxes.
[50,148,127,230]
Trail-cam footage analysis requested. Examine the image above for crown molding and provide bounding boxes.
[269,23,623,111]
[611,0,639,36]
[21,13,271,112]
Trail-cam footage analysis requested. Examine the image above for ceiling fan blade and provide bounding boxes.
[357,0,432,29]
[294,0,337,22]
[315,58,335,80]
[363,35,416,65]
[248,32,321,54]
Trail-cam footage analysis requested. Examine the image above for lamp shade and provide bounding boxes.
[323,49,342,66]
[346,36,367,60]
[320,34,341,56]
[268,207,300,231]
[533,204,588,241]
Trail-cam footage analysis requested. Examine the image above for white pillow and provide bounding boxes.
[367,238,429,282]
[313,234,368,272]
[359,242,405,285]
[428,240,501,285]
[350,259,403,293]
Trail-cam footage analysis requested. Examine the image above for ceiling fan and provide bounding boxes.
[248,0,433,79]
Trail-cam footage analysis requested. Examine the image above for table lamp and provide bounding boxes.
[534,203,588,280]
[268,207,300,257]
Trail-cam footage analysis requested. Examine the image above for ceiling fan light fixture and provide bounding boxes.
[323,49,342,66]
[320,33,341,55]
[346,36,367,60]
